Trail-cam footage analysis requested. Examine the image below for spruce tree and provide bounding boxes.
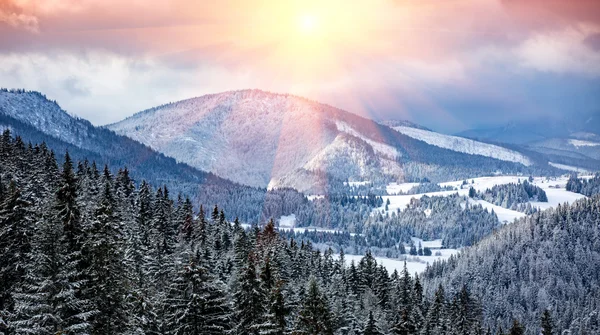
[0,181,33,314]
[293,278,334,335]
[87,181,128,334]
[362,311,382,335]
[167,254,232,335]
[508,320,524,335]
[234,258,265,335]
[540,310,554,335]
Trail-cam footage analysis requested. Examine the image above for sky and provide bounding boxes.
[0,0,599,133]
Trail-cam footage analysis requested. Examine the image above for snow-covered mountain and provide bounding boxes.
[386,123,533,166]
[108,90,406,190]
[0,89,282,222]
[108,90,544,191]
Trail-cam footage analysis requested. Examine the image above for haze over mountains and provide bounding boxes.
[458,114,600,170]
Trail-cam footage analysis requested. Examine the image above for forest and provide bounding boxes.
[0,131,560,335]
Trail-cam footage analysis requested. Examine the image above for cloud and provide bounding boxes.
[0,0,598,132]
[515,27,600,77]
[0,1,38,32]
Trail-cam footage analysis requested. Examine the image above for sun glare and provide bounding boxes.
[299,14,318,34]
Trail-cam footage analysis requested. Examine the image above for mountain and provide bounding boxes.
[457,113,600,145]
[383,120,533,166]
[0,89,303,222]
[423,197,600,334]
[108,90,550,192]
[456,115,600,172]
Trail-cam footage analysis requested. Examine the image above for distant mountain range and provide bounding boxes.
[107,89,553,192]
[457,114,600,171]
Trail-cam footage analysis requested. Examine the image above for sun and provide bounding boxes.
[298,14,318,34]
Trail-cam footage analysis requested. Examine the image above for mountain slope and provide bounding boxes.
[386,122,533,166]
[423,197,600,334]
[457,115,600,171]
[108,90,548,191]
[0,89,298,222]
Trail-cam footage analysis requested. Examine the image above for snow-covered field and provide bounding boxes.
[279,214,297,228]
[468,199,526,223]
[277,214,357,236]
[336,247,458,276]
[391,125,532,166]
[345,180,372,187]
[377,190,467,214]
[375,175,586,223]
[386,182,420,195]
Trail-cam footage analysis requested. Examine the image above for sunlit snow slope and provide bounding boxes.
[108,90,540,191]
[390,125,532,166]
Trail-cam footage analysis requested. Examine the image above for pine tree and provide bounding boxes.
[87,181,128,333]
[540,310,554,335]
[258,280,288,335]
[13,207,93,334]
[450,285,481,335]
[363,311,382,335]
[167,254,232,335]
[0,181,33,314]
[508,320,524,335]
[293,278,334,335]
[234,258,265,335]
[421,285,448,335]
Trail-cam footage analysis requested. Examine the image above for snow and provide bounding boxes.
[467,199,526,223]
[277,214,358,236]
[549,162,590,173]
[336,248,458,276]
[391,126,533,166]
[410,237,443,249]
[279,214,296,228]
[336,121,400,159]
[386,182,420,195]
[375,190,466,215]
[345,180,371,187]
[569,139,600,147]
[278,226,356,236]
[376,175,587,221]
[108,90,404,191]
[529,186,587,211]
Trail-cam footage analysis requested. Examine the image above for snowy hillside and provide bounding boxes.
[108,90,410,191]
[108,90,548,191]
[390,125,533,166]
[0,90,93,148]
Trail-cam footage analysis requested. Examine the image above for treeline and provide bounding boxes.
[566,173,600,197]
[0,133,543,334]
[285,194,501,257]
[423,197,600,334]
[405,183,455,195]
[472,179,547,210]
[371,194,501,249]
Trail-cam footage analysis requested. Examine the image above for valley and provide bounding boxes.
[1,88,598,334]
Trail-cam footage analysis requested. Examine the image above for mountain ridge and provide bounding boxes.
[108,89,551,191]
